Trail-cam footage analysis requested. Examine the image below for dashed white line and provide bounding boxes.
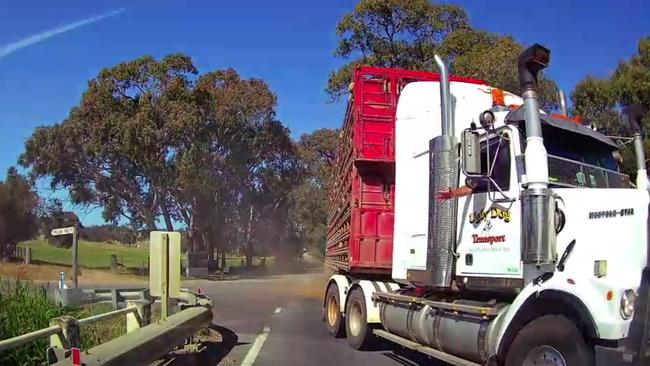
[240,326,271,366]
[274,307,282,314]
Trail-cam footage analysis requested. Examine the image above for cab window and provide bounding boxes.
[470,134,511,193]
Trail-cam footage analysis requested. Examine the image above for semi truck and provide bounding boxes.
[323,44,650,365]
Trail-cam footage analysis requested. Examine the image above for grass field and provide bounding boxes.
[18,239,149,268]
[17,239,271,269]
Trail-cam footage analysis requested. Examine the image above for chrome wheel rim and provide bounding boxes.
[326,295,338,327]
[523,345,567,366]
[349,300,363,336]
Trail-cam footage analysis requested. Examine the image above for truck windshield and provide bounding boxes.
[540,124,630,188]
[547,155,630,188]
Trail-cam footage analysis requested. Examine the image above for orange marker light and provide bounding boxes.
[606,290,614,301]
[571,115,583,124]
[491,88,505,106]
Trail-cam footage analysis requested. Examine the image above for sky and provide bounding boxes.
[0,0,648,226]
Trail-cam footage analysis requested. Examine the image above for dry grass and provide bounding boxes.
[0,262,147,285]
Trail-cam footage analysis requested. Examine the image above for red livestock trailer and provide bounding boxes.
[325,65,484,277]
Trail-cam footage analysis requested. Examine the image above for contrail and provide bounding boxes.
[0,8,125,60]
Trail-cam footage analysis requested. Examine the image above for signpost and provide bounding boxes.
[51,226,78,288]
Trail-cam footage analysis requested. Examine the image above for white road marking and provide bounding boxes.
[274,307,282,314]
[240,326,271,366]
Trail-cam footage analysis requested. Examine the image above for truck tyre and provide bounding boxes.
[325,283,345,337]
[345,287,374,350]
[505,314,594,366]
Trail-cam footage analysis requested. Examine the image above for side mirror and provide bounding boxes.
[461,129,481,175]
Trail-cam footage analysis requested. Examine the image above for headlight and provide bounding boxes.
[620,289,637,319]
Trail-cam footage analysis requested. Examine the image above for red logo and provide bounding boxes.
[472,234,506,244]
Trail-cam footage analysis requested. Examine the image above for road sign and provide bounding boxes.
[51,227,75,236]
[51,226,79,288]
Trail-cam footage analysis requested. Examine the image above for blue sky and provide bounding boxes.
[0,0,648,226]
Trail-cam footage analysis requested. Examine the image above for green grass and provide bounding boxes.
[0,280,130,365]
[19,239,150,269]
[17,239,273,270]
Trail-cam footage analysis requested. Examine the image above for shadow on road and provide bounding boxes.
[188,264,324,282]
[161,323,246,366]
[382,349,436,365]
[201,324,247,364]
[365,337,449,366]
[383,346,451,366]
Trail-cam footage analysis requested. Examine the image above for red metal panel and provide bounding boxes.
[325,65,486,275]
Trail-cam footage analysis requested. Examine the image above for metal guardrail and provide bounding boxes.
[55,287,150,308]
[52,306,213,366]
[77,307,136,326]
[2,231,213,364]
[0,298,151,358]
[0,290,212,364]
[0,325,61,353]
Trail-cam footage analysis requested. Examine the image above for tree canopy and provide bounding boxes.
[20,54,300,266]
[571,36,650,177]
[289,128,339,255]
[0,168,39,258]
[573,36,650,131]
[328,0,558,109]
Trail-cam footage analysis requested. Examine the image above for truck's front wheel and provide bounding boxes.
[345,287,374,350]
[325,283,345,337]
[505,315,593,366]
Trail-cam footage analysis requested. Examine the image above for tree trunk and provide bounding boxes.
[245,251,253,268]
[220,248,226,270]
[188,214,197,251]
[164,216,174,231]
[244,205,254,268]
[160,198,174,231]
[145,214,157,232]
[204,231,213,263]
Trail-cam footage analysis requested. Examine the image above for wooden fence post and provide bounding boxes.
[110,254,118,272]
[24,247,31,265]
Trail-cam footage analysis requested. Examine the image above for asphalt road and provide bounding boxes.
[181,273,444,366]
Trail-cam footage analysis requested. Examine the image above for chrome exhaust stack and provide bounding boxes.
[517,44,557,267]
[558,89,568,116]
[407,55,458,288]
[624,104,649,190]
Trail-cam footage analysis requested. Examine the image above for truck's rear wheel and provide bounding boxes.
[505,315,593,366]
[345,287,374,350]
[325,283,345,337]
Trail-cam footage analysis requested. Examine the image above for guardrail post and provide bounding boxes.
[49,315,80,349]
[126,300,151,333]
[111,288,119,309]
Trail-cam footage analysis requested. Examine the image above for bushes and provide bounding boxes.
[0,281,66,365]
[0,281,126,365]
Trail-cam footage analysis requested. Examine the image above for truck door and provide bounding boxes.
[455,128,523,281]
